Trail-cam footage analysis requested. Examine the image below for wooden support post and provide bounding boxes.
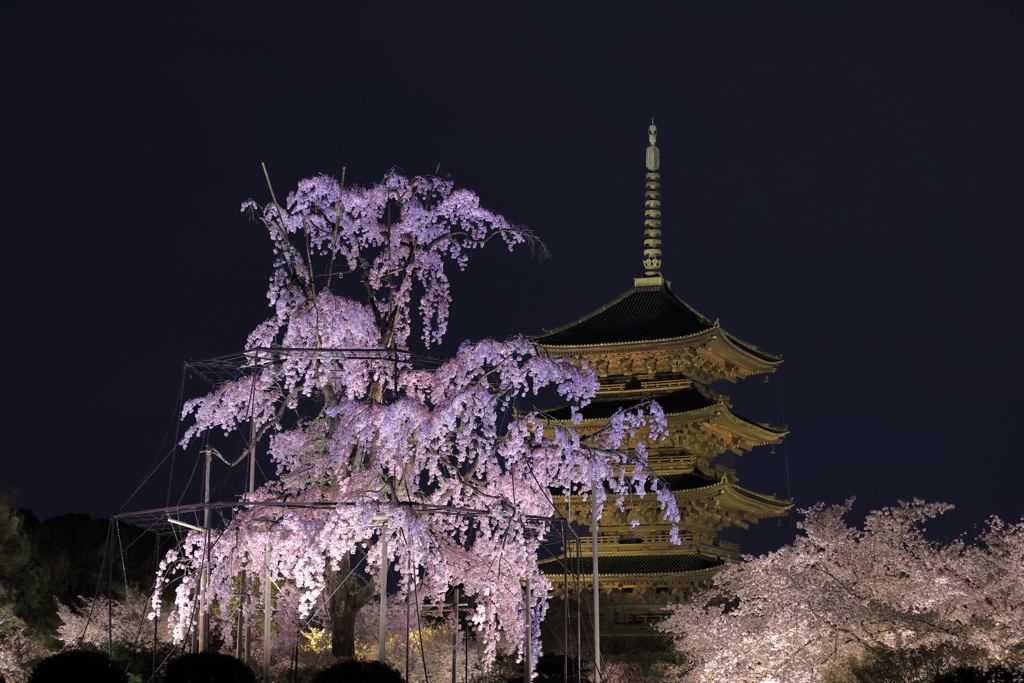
[563,520,569,683]
[152,532,160,683]
[236,571,246,660]
[245,415,257,666]
[263,535,272,683]
[451,587,459,683]
[199,450,211,653]
[524,576,532,683]
[591,465,601,683]
[378,522,388,663]
[245,602,252,666]
[405,570,411,683]
[107,524,114,658]
[577,536,582,683]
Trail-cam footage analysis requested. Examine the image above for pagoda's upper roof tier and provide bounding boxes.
[534,284,712,346]
[533,282,780,366]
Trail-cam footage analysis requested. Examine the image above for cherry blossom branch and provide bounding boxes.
[325,167,345,290]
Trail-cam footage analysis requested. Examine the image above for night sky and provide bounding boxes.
[3,1,1022,557]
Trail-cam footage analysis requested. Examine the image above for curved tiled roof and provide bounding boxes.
[732,483,792,508]
[533,284,780,363]
[540,553,724,575]
[724,332,780,363]
[533,285,713,346]
[658,472,719,491]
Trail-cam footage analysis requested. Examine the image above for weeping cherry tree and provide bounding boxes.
[153,170,678,668]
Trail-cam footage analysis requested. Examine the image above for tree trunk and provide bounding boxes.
[327,553,375,658]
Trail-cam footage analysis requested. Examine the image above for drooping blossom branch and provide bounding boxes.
[156,171,677,667]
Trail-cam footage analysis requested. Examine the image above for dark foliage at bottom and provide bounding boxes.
[934,666,1024,683]
[534,652,586,683]
[29,650,128,683]
[164,652,256,683]
[310,660,405,683]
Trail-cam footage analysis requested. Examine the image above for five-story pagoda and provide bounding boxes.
[535,124,791,653]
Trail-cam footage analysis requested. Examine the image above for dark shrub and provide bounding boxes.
[29,650,128,683]
[837,643,987,683]
[165,652,257,683]
[310,660,405,683]
[934,666,1024,683]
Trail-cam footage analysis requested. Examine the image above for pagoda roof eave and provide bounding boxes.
[662,478,791,516]
[561,473,791,515]
[537,386,716,422]
[542,396,787,442]
[721,331,782,364]
[538,552,726,577]
[715,407,789,441]
[704,479,792,516]
[731,483,794,511]
[532,285,712,345]
[532,285,782,368]
[538,322,782,374]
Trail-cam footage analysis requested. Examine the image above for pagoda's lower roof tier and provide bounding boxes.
[539,553,725,576]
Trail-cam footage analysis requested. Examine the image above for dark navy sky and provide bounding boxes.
[3,1,1022,556]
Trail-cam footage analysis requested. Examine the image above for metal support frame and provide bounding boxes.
[110,347,600,683]
[117,503,587,683]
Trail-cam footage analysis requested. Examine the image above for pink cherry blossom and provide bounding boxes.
[155,171,677,668]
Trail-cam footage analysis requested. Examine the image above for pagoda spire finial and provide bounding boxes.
[642,121,663,278]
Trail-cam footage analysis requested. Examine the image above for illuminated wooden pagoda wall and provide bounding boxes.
[535,124,790,653]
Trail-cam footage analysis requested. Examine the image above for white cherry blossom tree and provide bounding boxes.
[0,604,48,683]
[57,591,173,650]
[660,499,1024,683]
